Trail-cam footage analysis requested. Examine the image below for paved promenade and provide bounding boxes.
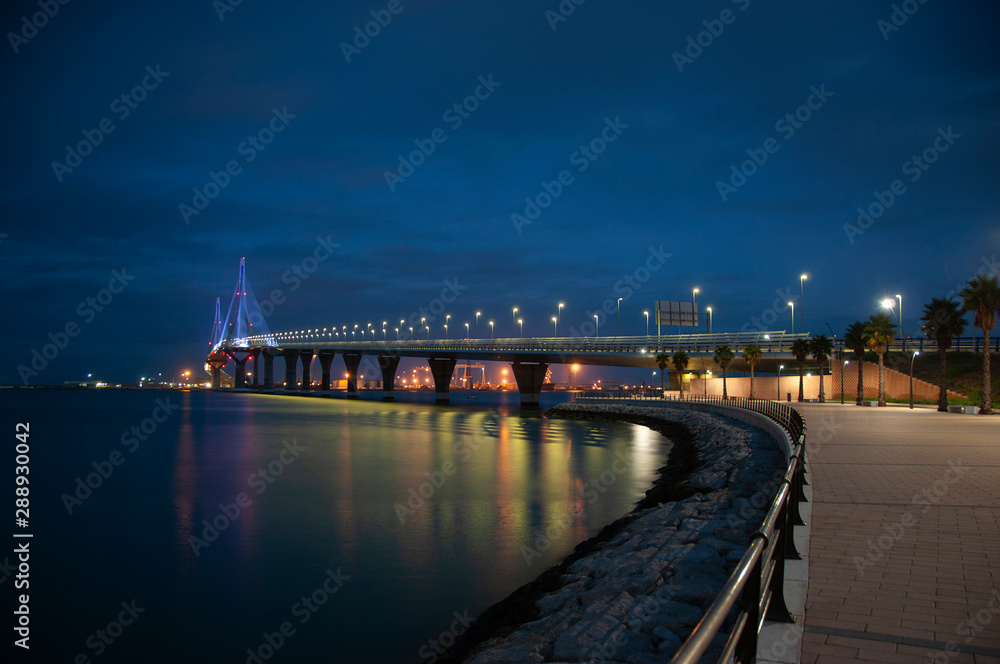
[792,403,1000,663]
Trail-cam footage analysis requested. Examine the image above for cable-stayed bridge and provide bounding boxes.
[203,259,1000,405]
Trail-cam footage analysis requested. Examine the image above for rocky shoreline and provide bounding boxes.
[434,402,786,664]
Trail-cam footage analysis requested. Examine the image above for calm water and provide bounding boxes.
[3,389,671,663]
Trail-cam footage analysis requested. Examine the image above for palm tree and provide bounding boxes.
[743,343,762,399]
[864,312,896,407]
[959,275,1000,414]
[655,352,669,398]
[672,351,689,399]
[918,297,967,412]
[809,335,834,403]
[844,321,868,405]
[791,338,810,402]
[714,345,735,399]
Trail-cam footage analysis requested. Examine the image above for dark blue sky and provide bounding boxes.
[3,0,998,385]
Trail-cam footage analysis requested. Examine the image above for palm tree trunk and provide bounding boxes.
[819,361,825,403]
[797,365,804,402]
[937,346,948,412]
[856,357,863,406]
[722,370,728,399]
[678,376,684,400]
[660,370,665,399]
[982,329,993,414]
[878,352,886,407]
[749,367,755,399]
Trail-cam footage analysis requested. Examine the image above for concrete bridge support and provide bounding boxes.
[283,349,300,392]
[318,351,336,395]
[249,349,260,389]
[428,357,458,404]
[342,353,363,398]
[261,349,279,390]
[511,361,549,407]
[300,351,315,392]
[378,355,401,401]
[229,353,250,389]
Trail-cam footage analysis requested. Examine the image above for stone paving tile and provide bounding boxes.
[793,404,999,664]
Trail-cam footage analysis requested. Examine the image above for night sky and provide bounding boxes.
[3,0,998,385]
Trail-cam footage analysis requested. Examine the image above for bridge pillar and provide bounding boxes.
[427,357,457,404]
[342,353,363,398]
[511,361,549,407]
[378,355,401,401]
[300,350,315,392]
[261,349,279,391]
[232,355,249,389]
[318,351,336,395]
[208,350,227,390]
[250,349,261,389]
[282,349,300,392]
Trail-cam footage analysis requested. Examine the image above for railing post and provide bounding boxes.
[769,500,795,622]
[735,540,764,663]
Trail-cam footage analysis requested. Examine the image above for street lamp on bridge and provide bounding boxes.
[594,314,600,338]
[558,303,564,336]
[489,320,494,339]
[706,307,712,335]
[552,316,557,336]
[799,274,808,333]
[465,322,469,338]
[382,321,387,339]
[617,297,622,336]
[512,307,518,337]
[788,302,794,332]
[476,311,481,339]
[644,310,649,336]
[518,318,523,338]
[692,288,700,329]
[445,314,451,339]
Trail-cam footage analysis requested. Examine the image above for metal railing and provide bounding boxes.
[226,331,809,356]
[577,392,806,663]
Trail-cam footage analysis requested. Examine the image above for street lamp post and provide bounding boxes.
[552,316,557,336]
[512,307,518,337]
[445,314,451,339]
[489,321,494,339]
[594,314,600,338]
[705,370,711,396]
[558,303,564,336]
[778,365,784,400]
[799,274,808,333]
[692,288,700,329]
[644,310,649,336]
[909,351,920,409]
[841,359,849,405]
[788,302,794,332]
[382,321,387,339]
[465,322,469,338]
[425,325,430,339]
[475,312,481,339]
[518,318,523,338]
[706,307,712,335]
[617,297,622,337]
